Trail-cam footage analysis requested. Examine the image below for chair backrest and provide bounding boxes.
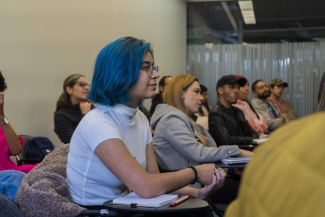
[17,135,55,165]
[16,135,33,165]
[24,137,54,160]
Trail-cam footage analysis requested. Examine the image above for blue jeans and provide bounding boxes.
[0,170,26,202]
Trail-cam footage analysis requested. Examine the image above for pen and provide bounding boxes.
[170,195,190,207]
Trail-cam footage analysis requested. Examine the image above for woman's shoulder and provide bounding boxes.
[151,104,191,130]
[54,104,81,116]
[155,104,189,122]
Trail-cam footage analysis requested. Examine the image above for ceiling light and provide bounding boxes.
[241,10,254,16]
[238,1,253,10]
[239,0,256,25]
[243,17,256,24]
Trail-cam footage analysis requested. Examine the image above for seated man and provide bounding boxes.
[268,78,295,120]
[209,75,259,146]
[149,76,172,114]
[251,79,287,132]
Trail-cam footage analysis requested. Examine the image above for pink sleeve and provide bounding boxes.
[246,118,264,136]
[241,103,265,136]
[18,136,24,147]
[257,114,268,133]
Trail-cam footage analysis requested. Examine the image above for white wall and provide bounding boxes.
[0,0,186,146]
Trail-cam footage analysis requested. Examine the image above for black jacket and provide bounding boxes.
[150,93,163,114]
[208,101,259,146]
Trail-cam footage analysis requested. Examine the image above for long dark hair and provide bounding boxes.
[198,84,210,116]
[247,100,260,119]
[316,72,325,112]
[0,71,7,92]
[55,74,85,113]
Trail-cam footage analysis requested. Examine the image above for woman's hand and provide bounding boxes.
[80,101,92,114]
[238,149,254,157]
[197,167,226,200]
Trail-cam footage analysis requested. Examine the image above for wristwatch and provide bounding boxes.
[0,116,9,125]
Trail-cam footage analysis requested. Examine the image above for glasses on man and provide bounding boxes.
[141,63,159,78]
[77,82,91,88]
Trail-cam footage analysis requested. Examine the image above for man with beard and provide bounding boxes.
[209,75,259,146]
[268,78,295,120]
[251,80,288,132]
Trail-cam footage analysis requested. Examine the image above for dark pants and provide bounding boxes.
[210,177,239,204]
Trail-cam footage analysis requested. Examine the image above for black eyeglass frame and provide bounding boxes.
[140,63,159,78]
[76,81,91,88]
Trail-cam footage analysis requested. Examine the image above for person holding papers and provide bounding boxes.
[66,37,225,210]
[151,74,253,204]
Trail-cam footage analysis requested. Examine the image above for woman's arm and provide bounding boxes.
[157,116,240,163]
[146,142,226,199]
[0,92,21,155]
[95,139,216,199]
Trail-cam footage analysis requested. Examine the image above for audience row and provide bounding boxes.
[1,36,325,216]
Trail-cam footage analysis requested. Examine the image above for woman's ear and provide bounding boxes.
[181,91,185,100]
[66,86,73,95]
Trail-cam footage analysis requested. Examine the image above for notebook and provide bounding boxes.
[221,157,251,165]
[112,192,178,208]
[252,138,268,144]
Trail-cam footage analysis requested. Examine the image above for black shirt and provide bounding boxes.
[54,104,94,144]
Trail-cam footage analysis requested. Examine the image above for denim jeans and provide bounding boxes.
[0,170,26,202]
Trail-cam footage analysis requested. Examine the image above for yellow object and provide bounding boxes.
[225,112,325,217]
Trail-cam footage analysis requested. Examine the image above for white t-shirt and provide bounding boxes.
[67,104,152,205]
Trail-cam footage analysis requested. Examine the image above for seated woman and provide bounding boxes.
[232,77,268,138]
[0,72,37,173]
[54,74,94,144]
[151,74,253,204]
[67,37,224,209]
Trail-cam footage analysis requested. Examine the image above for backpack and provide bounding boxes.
[23,137,55,162]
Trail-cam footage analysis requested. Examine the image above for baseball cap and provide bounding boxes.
[216,74,247,89]
[270,78,288,88]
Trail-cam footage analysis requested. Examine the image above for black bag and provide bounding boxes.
[24,137,55,161]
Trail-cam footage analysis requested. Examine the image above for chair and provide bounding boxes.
[16,135,54,165]
[16,135,35,165]
[0,192,117,217]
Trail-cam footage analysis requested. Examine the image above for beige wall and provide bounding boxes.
[0,0,186,146]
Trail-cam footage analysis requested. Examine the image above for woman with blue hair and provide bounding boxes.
[67,37,225,209]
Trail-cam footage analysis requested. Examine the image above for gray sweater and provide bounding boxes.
[151,104,239,172]
[251,98,283,131]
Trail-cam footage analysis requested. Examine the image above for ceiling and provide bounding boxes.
[187,0,325,44]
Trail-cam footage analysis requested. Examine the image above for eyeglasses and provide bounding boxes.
[77,82,91,88]
[140,63,159,78]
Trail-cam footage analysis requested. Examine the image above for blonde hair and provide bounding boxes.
[163,74,209,146]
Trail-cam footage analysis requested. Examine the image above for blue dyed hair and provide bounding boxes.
[88,37,153,106]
